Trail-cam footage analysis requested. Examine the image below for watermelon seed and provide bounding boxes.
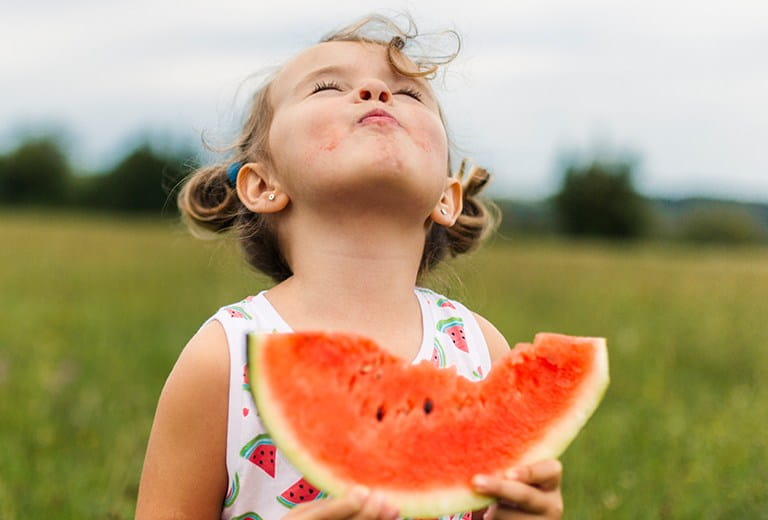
[376,405,385,421]
[423,398,434,414]
[360,364,372,373]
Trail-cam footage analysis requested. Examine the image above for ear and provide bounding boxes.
[236,162,290,213]
[429,177,463,226]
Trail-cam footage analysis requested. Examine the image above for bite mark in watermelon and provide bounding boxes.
[248,332,608,517]
[277,477,327,508]
[240,433,276,478]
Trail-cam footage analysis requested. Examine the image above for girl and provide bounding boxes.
[137,15,563,520]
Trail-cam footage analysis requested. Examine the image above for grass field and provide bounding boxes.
[1,211,766,519]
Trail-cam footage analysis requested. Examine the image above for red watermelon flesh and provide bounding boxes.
[248,332,608,517]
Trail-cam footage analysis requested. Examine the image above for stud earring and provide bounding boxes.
[268,193,276,201]
[440,208,447,215]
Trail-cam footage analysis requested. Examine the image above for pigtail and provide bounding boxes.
[178,164,293,281]
[420,160,500,275]
[177,165,241,235]
[446,159,500,255]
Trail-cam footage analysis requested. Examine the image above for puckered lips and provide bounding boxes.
[358,108,400,126]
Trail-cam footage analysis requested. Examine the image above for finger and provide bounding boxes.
[291,486,368,520]
[352,492,398,520]
[489,510,543,520]
[473,475,549,515]
[482,503,498,520]
[506,459,562,491]
[483,502,546,520]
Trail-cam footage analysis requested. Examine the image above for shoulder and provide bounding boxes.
[472,312,511,362]
[136,320,230,517]
[163,319,230,397]
[417,287,511,363]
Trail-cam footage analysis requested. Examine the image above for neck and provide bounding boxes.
[264,208,428,354]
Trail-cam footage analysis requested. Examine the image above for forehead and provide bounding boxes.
[270,41,430,101]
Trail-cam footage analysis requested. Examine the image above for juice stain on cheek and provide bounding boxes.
[408,128,434,153]
[322,139,340,151]
[318,131,342,152]
[414,138,432,153]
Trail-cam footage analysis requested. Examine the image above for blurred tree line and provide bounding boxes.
[1,133,766,244]
[499,154,768,245]
[0,134,192,215]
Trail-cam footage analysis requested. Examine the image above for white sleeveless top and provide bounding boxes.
[206,288,492,520]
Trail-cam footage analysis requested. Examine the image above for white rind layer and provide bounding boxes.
[248,333,609,518]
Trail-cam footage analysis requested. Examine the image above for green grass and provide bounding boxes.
[1,211,766,518]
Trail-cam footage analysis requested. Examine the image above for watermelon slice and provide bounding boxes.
[277,477,327,508]
[232,514,262,520]
[436,317,469,353]
[240,433,276,477]
[248,332,608,517]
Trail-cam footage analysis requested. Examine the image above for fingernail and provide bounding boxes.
[504,468,518,480]
[350,485,370,504]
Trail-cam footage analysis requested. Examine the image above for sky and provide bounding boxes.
[1,0,767,201]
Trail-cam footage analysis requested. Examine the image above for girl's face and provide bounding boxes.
[266,41,450,218]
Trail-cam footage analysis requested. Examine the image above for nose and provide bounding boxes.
[356,79,391,103]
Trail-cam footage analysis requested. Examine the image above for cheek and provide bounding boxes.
[269,110,342,173]
[298,108,344,154]
[411,117,448,163]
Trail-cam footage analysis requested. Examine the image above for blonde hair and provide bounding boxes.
[178,14,499,282]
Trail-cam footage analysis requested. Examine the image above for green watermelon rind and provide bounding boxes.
[248,332,609,518]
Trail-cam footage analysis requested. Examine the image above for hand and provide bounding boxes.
[472,460,563,519]
[284,486,399,520]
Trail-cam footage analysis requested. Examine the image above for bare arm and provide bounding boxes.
[136,321,230,519]
[473,312,511,362]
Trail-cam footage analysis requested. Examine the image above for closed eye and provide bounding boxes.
[395,86,423,102]
[311,80,342,94]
